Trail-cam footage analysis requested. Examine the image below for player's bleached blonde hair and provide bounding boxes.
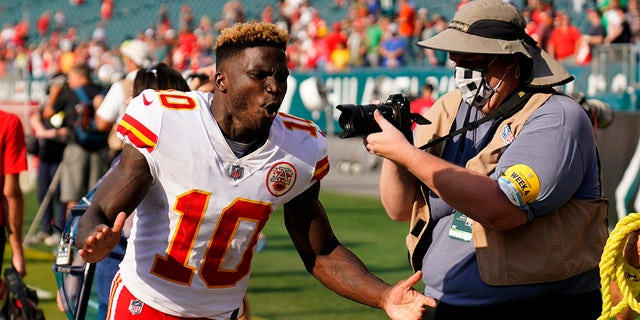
[215,22,289,63]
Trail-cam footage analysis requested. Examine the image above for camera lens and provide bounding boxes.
[584,99,614,128]
[336,104,389,138]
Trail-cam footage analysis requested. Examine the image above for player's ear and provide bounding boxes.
[214,72,226,93]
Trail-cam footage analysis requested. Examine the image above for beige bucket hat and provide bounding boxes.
[417,0,573,88]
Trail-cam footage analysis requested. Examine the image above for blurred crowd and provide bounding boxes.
[1,0,640,85]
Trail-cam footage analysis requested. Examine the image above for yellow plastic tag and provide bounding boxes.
[498,164,540,206]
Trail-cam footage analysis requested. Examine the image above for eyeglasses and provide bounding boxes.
[145,63,159,79]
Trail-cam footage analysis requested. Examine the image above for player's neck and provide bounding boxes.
[220,129,267,157]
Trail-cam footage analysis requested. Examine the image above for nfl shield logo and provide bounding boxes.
[128,299,144,315]
[230,165,244,180]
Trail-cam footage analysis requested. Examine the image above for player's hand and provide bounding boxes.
[364,110,414,164]
[11,253,26,277]
[382,271,436,320]
[78,211,127,263]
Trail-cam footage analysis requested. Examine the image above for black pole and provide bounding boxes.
[74,263,95,320]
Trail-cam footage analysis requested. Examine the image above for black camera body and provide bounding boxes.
[336,94,429,141]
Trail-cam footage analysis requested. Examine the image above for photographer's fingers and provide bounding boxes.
[373,109,392,128]
[367,110,410,158]
[373,110,407,140]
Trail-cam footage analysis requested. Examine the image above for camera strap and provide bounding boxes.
[417,87,552,151]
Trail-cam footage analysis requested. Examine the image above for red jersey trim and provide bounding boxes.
[312,156,329,181]
[117,114,158,152]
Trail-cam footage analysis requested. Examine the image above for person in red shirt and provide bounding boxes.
[409,83,435,130]
[36,11,51,37]
[324,21,348,56]
[397,0,416,61]
[0,110,27,277]
[546,11,582,63]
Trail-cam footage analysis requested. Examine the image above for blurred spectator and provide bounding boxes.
[191,17,215,72]
[101,0,113,22]
[547,11,582,64]
[308,23,331,69]
[36,11,51,38]
[410,82,435,116]
[174,25,197,71]
[629,1,640,37]
[43,64,109,222]
[604,6,632,43]
[324,21,348,58]
[58,40,76,75]
[599,0,628,29]
[532,0,557,23]
[367,0,380,15]
[286,35,305,69]
[364,14,385,67]
[157,4,172,36]
[409,82,435,130]
[214,0,246,34]
[30,43,47,79]
[347,18,367,67]
[54,9,66,33]
[420,13,449,66]
[378,22,407,68]
[585,8,608,45]
[87,39,107,73]
[575,8,607,65]
[413,7,430,62]
[95,39,154,160]
[12,20,29,48]
[92,21,108,46]
[28,74,69,246]
[328,41,350,72]
[262,4,275,23]
[529,0,556,49]
[0,23,15,46]
[65,26,78,45]
[349,0,370,18]
[157,28,178,66]
[179,4,195,34]
[397,0,417,62]
[532,10,554,49]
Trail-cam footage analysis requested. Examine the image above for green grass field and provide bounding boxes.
[9,189,421,320]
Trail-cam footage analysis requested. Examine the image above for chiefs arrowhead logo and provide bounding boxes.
[266,162,296,197]
[142,93,152,106]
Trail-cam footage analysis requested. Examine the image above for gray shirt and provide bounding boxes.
[422,94,601,305]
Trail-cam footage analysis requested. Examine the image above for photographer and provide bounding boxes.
[360,0,608,318]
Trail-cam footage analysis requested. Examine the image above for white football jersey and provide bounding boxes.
[115,89,330,318]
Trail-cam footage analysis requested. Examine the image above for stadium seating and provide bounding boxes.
[0,0,590,51]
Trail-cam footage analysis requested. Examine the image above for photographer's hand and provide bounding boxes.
[364,110,415,165]
[367,110,420,222]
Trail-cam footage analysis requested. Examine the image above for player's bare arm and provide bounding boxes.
[284,182,435,319]
[4,173,26,276]
[76,144,152,262]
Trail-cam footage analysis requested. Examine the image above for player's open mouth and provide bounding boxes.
[265,103,280,116]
